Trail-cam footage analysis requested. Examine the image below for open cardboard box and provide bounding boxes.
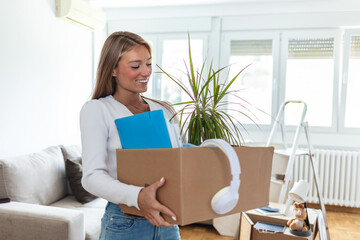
[117,146,274,225]
[239,204,318,240]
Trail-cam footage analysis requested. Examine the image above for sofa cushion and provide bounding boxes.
[50,195,107,209]
[81,207,105,240]
[60,145,97,204]
[0,146,67,205]
[50,195,107,240]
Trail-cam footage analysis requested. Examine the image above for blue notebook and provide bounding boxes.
[114,110,172,149]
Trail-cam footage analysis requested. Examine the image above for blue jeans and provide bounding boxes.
[99,202,181,240]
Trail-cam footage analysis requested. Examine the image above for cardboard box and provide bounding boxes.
[239,204,318,240]
[116,146,274,225]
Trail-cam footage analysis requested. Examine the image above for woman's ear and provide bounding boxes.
[112,69,117,77]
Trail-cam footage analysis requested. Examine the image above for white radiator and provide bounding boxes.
[292,149,360,208]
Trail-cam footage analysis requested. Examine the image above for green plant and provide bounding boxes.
[157,37,256,146]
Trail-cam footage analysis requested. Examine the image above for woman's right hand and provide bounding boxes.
[137,177,177,227]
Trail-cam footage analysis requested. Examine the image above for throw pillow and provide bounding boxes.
[60,145,82,162]
[0,146,67,205]
[65,157,97,204]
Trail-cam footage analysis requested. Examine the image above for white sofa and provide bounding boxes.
[0,145,107,240]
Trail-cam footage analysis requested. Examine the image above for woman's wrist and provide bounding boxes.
[136,187,144,210]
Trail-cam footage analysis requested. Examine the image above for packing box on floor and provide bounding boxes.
[116,146,274,225]
[239,203,318,240]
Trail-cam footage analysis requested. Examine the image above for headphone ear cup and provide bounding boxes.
[211,186,239,214]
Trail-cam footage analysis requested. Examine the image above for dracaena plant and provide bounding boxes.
[157,36,256,146]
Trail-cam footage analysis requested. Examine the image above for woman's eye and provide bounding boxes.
[146,63,152,67]
[131,66,140,69]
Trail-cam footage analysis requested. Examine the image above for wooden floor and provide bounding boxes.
[179,210,360,240]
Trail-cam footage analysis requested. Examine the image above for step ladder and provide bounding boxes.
[266,100,330,240]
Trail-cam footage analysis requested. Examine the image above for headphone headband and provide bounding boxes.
[200,139,241,214]
[200,139,241,177]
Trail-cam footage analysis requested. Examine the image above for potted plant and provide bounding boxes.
[157,36,257,146]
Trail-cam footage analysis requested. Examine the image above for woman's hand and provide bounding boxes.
[137,177,177,227]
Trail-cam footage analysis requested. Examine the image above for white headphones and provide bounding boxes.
[200,139,241,215]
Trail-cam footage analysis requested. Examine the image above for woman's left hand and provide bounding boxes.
[137,177,177,227]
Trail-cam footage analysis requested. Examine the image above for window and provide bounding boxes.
[222,33,278,126]
[344,35,360,128]
[222,30,342,130]
[160,39,204,104]
[283,33,337,128]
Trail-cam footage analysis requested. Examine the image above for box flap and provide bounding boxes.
[240,212,253,240]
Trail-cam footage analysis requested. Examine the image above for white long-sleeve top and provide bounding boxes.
[80,95,175,209]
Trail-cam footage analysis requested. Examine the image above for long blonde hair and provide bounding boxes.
[92,31,151,100]
[92,31,178,118]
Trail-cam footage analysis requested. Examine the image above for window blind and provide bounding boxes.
[288,38,334,59]
[350,36,360,58]
[231,39,272,56]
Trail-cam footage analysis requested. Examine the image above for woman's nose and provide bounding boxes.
[142,65,151,76]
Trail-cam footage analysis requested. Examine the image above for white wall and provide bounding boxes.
[0,0,93,158]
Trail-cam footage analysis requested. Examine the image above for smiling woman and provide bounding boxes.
[80,31,181,240]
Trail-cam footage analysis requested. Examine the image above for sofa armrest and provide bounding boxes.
[0,201,85,240]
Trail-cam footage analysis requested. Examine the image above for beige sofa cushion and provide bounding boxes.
[0,201,85,240]
[0,146,67,205]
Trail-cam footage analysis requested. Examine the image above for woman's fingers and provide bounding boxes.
[151,177,177,219]
[157,202,177,222]
[137,177,177,227]
[141,200,173,227]
[151,178,177,221]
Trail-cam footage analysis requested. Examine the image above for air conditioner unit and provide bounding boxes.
[56,0,106,31]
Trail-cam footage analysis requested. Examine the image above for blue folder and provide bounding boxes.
[114,110,172,149]
[254,221,285,233]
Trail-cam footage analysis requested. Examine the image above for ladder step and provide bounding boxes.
[275,148,309,156]
[270,176,284,185]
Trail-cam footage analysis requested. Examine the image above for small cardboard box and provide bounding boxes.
[239,206,318,240]
[116,146,274,225]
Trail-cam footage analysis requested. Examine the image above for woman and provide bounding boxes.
[80,31,181,240]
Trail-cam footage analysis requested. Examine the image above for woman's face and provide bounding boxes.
[112,45,152,95]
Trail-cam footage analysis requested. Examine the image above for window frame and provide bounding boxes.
[339,29,360,134]
[220,31,281,130]
[279,29,341,133]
